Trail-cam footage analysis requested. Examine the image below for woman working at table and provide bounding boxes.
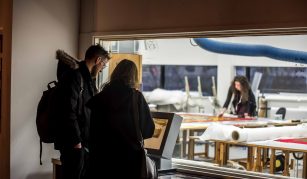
[219,76,256,118]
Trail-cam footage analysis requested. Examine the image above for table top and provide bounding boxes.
[178,113,300,130]
[209,139,307,153]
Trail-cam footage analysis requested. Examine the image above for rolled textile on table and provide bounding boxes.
[199,124,240,141]
[199,124,307,142]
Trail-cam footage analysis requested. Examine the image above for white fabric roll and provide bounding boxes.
[199,124,240,141]
[199,123,307,142]
[231,129,248,142]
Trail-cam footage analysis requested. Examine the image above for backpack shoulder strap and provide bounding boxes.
[39,140,43,165]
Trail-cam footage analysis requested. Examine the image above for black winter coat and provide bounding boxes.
[55,61,97,149]
[86,79,155,178]
[223,87,256,117]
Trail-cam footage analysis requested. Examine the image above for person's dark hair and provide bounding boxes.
[231,75,250,102]
[110,59,138,88]
[84,44,110,61]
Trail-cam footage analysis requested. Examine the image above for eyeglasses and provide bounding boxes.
[101,59,109,68]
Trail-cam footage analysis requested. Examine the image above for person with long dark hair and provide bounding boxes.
[87,59,155,178]
[219,76,256,118]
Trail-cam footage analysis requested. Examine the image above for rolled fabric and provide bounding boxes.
[231,129,248,142]
[236,124,307,142]
[199,124,241,141]
[200,124,307,142]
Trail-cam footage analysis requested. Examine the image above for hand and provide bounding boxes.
[218,108,226,117]
[74,143,82,149]
[244,113,250,118]
[91,64,102,78]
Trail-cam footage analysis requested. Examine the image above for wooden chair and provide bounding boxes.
[276,107,286,119]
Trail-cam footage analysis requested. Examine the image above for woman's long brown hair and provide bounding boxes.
[231,75,251,103]
[110,59,138,88]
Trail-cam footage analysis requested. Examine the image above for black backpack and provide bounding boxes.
[36,50,82,165]
[36,81,58,144]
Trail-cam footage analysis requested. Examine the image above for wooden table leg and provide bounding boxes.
[270,149,276,174]
[188,137,195,160]
[204,142,209,158]
[303,153,307,178]
[262,148,268,170]
[219,142,224,166]
[247,146,254,171]
[252,147,258,171]
[283,151,290,176]
[255,147,262,172]
[53,163,56,179]
[182,130,187,158]
[220,142,228,166]
[215,142,220,164]
[51,158,62,179]
[225,143,229,165]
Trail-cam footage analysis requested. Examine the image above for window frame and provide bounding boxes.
[92,28,307,178]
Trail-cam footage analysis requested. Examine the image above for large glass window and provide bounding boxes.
[95,35,307,178]
[142,65,162,91]
[236,66,307,93]
[164,65,217,96]
[142,65,217,96]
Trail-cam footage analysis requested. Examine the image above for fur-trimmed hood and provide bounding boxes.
[56,49,81,70]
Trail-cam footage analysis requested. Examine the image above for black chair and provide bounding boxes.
[276,107,286,120]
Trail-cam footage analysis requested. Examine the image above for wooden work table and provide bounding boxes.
[178,113,302,159]
[180,113,306,177]
[202,139,307,178]
[189,136,307,178]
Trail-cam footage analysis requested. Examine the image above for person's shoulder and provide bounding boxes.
[58,68,82,86]
[87,85,110,109]
[132,88,140,94]
[134,89,146,100]
[248,88,254,94]
[60,68,80,79]
[248,89,256,98]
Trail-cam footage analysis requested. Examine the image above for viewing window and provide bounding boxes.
[236,66,307,93]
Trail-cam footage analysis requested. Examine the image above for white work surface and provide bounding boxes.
[180,117,294,130]
[250,139,307,152]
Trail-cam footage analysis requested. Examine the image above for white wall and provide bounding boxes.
[140,35,307,104]
[11,0,79,179]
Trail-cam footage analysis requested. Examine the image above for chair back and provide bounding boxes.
[276,107,286,119]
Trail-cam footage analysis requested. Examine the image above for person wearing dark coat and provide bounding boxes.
[87,59,155,178]
[219,76,256,118]
[54,44,110,179]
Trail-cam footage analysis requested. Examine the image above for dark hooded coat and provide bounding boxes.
[87,79,155,178]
